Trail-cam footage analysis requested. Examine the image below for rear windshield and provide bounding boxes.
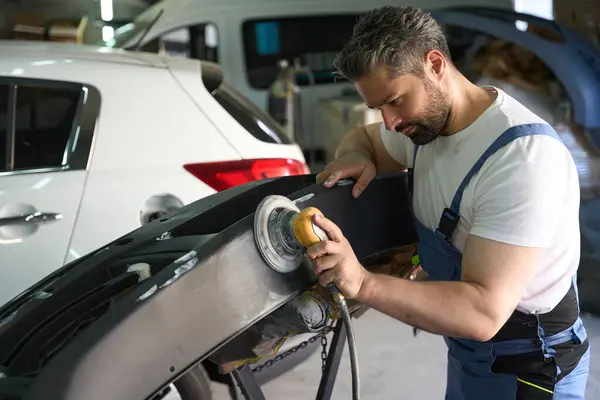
[201,63,291,145]
[212,83,291,145]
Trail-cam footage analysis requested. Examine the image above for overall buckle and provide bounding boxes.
[435,208,460,241]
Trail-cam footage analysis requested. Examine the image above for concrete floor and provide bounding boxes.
[209,310,600,400]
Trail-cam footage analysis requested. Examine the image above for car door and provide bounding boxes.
[0,78,99,306]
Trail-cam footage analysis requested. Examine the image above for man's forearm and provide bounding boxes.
[334,123,407,173]
[356,272,500,341]
[334,126,376,161]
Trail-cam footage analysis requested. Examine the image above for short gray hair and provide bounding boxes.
[333,6,452,81]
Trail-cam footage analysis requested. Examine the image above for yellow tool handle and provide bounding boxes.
[292,207,345,302]
[292,207,328,247]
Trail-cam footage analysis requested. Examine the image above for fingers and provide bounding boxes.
[317,268,337,287]
[316,160,375,198]
[306,239,341,260]
[312,214,344,243]
[311,254,340,275]
[316,150,376,191]
[315,162,342,185]
[317,163,363,188]
[323,170,345,188]
[352,163,376,198]
[315,168,333,184]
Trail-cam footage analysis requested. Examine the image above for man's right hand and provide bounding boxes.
[315,151,377,198]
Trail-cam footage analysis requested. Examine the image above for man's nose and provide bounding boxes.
[381,107,401,131]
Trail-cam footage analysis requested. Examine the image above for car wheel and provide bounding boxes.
[173,364,213,400]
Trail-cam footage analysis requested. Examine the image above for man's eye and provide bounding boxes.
[391,97,402,105]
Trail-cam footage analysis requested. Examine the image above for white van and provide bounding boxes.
[98,0,512,161]
[98,1,600,161]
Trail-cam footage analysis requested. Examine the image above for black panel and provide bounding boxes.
[0,172,417,400]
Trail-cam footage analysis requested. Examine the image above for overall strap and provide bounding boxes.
[408,145,420,194]
[435,123,561,241]
[413,144,420,164]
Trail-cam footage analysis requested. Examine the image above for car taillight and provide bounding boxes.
[183,158,311,192]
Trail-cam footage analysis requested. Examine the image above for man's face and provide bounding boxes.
[355,64,451,146]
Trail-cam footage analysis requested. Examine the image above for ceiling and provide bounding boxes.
[0,0,149,23]
[0,0,149,37]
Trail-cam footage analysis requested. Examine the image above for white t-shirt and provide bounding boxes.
[380,87,581,314]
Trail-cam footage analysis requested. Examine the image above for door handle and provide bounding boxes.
[0,212,63,227]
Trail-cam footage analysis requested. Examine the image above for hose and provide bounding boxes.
[273,203,361,399]
[329,285,360,400]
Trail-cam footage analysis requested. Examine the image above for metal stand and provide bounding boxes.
[315,320,346,400]
[230,321,347,400]
[231,366,267,400]
[227,373,243,400]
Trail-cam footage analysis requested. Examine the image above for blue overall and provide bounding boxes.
[410,123,591,399]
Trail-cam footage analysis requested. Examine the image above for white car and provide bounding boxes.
[0,40,309,308]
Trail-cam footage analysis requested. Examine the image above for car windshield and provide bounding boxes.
[100,7,162,48]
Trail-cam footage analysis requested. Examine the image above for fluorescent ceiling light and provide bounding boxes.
[102,26,115,41]
[100,0,114,21]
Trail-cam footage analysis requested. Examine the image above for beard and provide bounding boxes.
[395,79,451,146]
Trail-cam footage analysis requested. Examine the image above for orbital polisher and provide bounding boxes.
[254,194,360,400]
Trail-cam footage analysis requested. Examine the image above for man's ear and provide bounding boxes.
[424,49,447,83]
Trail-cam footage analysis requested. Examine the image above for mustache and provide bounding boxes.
[394,122,421,132]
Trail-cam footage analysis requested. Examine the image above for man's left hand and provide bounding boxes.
[305,213,369,300]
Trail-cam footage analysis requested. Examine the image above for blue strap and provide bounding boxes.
[412,144,419,167]
[408,145,420,195]
[448,123,561,215]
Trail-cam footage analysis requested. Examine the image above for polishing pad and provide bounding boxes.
[254,195,303,273]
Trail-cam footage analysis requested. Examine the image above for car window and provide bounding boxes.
[0,84,7,171]
[242,14,362,89]
[13,84,81,171]
[211,82,292,145]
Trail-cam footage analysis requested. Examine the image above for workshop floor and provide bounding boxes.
[210,310,600,400]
